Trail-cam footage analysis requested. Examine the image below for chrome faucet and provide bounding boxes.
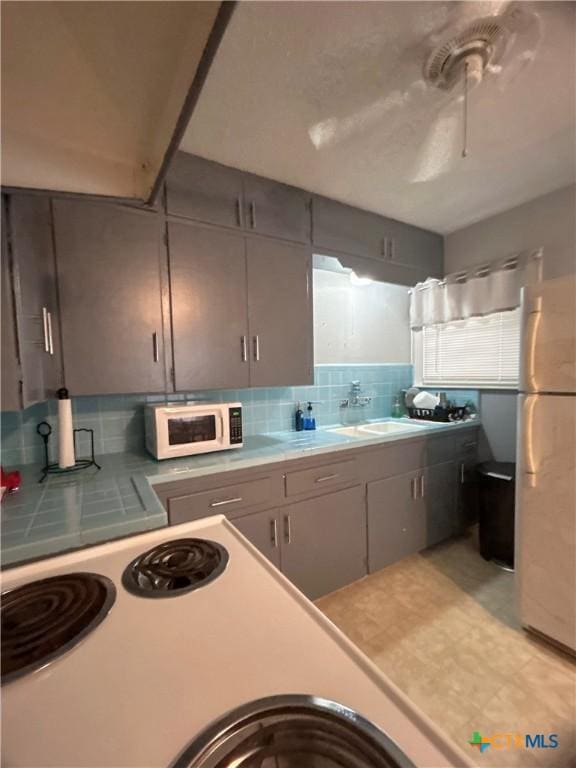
[340,380,372,408]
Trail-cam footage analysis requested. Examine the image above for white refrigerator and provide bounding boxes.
[516,273,576,653]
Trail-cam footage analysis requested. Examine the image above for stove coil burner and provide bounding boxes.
[122,538,229,598]
[1,572,116,685]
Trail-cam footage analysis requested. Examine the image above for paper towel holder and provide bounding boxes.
[36,421,101,483]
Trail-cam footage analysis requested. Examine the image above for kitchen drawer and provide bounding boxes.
[167,475,276,525]
[422,435,455,467]
[284,459,358,498]
[360,440,425,483]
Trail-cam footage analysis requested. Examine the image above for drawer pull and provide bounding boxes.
[284,514,291,544]
[460,463,465,484]
[420,474,425,498]
[315,473,339,483]
[209,496,243,508]
[462,441,477,449]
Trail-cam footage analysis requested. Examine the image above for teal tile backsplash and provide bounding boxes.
[0,365,479,467]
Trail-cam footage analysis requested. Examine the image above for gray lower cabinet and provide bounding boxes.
[5,194,62,407]
[233,509,281,569]
[165,152,244,229]
[423,460,456,547]
[246,238,313,387]
[280,485,367,600]
[168,221,250,390]
[367,470,425,573]
[243,174,310,243]
[52,199,167,395]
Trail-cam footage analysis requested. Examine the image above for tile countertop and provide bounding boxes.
[1,418,480,568]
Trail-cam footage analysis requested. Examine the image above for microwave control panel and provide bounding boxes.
[228,407,243,445]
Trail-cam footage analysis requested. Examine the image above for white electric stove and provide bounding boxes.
[1,516,472,767]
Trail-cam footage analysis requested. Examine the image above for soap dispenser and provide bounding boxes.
[304,401,316,431]
[295,402,304,432]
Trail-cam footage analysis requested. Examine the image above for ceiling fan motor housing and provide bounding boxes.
[425,19,509,90]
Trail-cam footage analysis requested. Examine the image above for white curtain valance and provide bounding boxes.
[410,248,543,329]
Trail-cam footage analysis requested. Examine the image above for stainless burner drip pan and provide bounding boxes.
[171,695,416,768]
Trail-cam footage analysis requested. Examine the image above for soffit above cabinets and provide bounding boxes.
[180,1,576,234]
[1,1,231,202]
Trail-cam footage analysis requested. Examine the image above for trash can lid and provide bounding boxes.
[478,461,516,481]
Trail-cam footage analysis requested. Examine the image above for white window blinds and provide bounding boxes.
[420,308,520,388]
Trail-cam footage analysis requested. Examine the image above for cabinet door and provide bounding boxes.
[243,174,310,243]
[246,238,313,387]
[423,461,457,547]
[367,470,425,572]
[232,509,281,568]
[1,199,21,411]
[53,199,166,395]
[281,485,367,600]
[168,221,249,390]
[165,152,244,229]
[312,196,385,258]
[384,218,443,276]
[9,195,61,405]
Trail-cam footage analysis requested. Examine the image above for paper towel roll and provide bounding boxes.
[57,388,75,469]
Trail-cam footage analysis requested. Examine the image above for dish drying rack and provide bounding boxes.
[407,405,466,423]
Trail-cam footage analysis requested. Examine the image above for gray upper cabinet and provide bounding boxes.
[246,238,313,387]
[367,469,426,573]
[233,509,281,569]
[53,199,166,396]
[383,218,443,275]
[6,194,62,407]
[281,485,367,600]
[168,221,250,391]
[1,200,21,411]
[312,196,385,259]
[312,194,443,278]
[243,174,310,243]
[166,152,244,229]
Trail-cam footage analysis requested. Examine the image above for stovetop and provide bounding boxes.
[1,572,116,686]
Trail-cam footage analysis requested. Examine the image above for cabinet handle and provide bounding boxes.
[152,332,159,363]
[235,197,242,227]
[46,311,54,355]
[387,238,395,260]
[315,473,338,483]
[270,518,278,547]
[241,335,247,362]
[411,477,417,500]
[41,307,50,353]
[209,496,243,508]
[253,334,260,362]
[420,474,425,498]
[380,237,387,257]
[462,441,477,449]
[460,463,465,484]
[249,201,256,229]
[284,514,291,544]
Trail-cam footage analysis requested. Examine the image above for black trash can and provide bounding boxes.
[477,461,516,570]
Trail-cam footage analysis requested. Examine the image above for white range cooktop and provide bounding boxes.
[1,516,472,767]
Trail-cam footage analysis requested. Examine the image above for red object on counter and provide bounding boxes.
[1,467,21,493]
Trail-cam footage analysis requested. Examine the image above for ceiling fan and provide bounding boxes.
[307,2,543,183]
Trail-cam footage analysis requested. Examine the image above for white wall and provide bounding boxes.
[445,185,576,463]
[445,185,576,279]
[313,269,411,364]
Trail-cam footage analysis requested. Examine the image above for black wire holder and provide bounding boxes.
[37,422,101,483]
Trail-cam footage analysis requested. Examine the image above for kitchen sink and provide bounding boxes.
[328,421,425,439]
[172,695,414,767]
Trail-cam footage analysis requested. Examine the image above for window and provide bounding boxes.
[413,308,521,388]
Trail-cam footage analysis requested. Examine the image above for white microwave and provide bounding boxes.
[145,402,243,460]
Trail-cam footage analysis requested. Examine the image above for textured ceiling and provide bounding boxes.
[181,1,576,234]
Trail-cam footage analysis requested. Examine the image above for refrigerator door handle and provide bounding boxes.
[521,300,542,393]
[522,394,538,488]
